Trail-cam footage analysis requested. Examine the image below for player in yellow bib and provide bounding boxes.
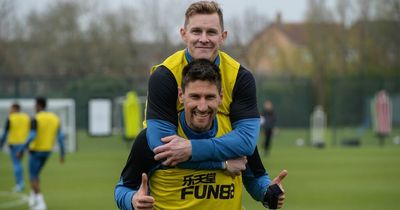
[0,103,30,192]
[149,59,243,210]
[116,1,288,210]
[115,59,286,210]
[144,1,260,171]
[17,97,65,210]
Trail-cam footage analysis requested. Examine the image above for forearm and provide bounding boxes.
[190,118,260,161]
[243,168,271,201]
[1,120,9,148]
[22,130,37,150]
[57,131,65,157]
[115,178,136,210]
[148,122,223,169]
[0,131,7,148]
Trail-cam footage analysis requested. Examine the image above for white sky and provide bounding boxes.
[217,0,309,22]
[15,0,338,42]
[110,0,315,23]
[18,0,317,22]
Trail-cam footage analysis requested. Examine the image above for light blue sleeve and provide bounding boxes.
[242,167,271,201]
[190,118,260,161]
[21,130,37,152]
[0,131,7,148]
[147,118,260,163]
[0,119,10,148]
[114,178,137,210]
[146,120,224,169]
[57,128,65,157]
[146,119,177,150]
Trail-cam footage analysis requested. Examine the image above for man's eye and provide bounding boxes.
[191,30,202,34]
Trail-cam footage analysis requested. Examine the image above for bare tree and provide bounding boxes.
[226,7,269,46]
[0,0,16,39]
[0,0,19,77]
[373,0,400,20]
[334,0,354,75]
[306,0,334,23]
[23,1,84,76]
[370,0,400,72]
[305,0,336,107]
[136,0,184,62]
[86,7,140,76]
[225,7,269,64]
[352,0,379,75]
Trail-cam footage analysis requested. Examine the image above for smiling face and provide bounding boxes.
[180,13,227,61]
[179,80,222,132]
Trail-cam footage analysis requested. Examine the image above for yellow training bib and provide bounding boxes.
[8,112,30,145]
[150,114,243,210]
[29,112,60,152]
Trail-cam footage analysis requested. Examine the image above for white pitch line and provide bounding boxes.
[0,191,28,209]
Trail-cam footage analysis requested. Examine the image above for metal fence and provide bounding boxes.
[256,76,400,128]
[0,75,147,128]
[1,75,399,129]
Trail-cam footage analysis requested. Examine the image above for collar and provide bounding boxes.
[184,48,220,66]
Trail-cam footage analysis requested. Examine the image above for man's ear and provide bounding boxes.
[178,87,184,103]
[221,31,227,44]
[180,27,187,43]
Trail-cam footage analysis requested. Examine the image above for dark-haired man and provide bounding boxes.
[0,103,30,192]
[18,97,65,210]
[115,59,286,210]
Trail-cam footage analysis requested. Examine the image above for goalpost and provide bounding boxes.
[0,98,76,152]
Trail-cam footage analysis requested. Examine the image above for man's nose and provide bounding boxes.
[199,32,209,43]
[197,99,208,111]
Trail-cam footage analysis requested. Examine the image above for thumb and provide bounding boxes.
[138,173,149,195]
[272,169,288,184]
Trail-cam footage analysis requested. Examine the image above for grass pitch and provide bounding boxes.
[1,129,399,210]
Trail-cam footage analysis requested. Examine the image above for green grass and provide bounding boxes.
[1,129,400,210]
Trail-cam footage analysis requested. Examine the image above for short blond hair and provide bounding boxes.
[184,1,224,31]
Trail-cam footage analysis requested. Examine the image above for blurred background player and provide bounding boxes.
[17,97,65,210]
[371,90,392,146]
[261,100,277,155]
[0,103,30,192]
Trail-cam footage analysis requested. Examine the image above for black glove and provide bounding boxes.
[262,184,283,209]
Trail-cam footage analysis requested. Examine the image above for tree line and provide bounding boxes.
[0,0,398,83]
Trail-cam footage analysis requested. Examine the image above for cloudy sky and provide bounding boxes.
[15,0,338,43]
[18,0,329,22]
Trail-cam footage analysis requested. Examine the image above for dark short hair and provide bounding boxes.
[181,59,221,93]
[36,97,47,109]
[11,103,20,111]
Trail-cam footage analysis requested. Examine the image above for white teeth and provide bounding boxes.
[194,111,210,117]
[196,113,208,117]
